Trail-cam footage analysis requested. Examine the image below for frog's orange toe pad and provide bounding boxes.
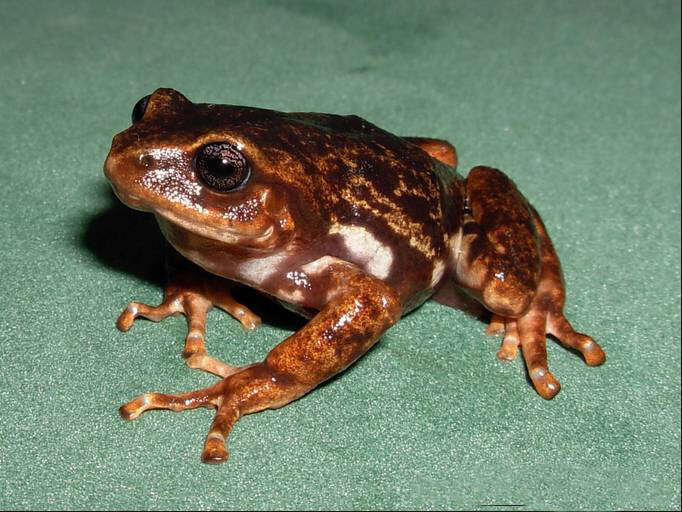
[485,314,506,336]
[529,367,561,400]
[582,340,606,366]
[115,305,137,331]
[202,437,229,464]
[119,393,153,420]
[496,344,517,361]
[119,400,142,420]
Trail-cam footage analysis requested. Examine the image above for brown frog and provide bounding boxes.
[104,88,605,463]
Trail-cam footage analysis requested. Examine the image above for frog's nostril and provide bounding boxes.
[131,95,151,124]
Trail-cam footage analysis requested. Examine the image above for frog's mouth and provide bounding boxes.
[153,207,277,248]
[105,170,143,211]
[107,180,287,251]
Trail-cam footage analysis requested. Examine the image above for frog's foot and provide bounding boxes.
[116,286,260,378]
[491,308,605,399]
[119,363,306,464]
[119,379,233,463]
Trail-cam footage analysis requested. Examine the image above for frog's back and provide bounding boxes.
[233,108,464,300]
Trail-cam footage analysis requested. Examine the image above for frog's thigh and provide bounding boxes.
[454,166,541,318]
[402,137,458,167]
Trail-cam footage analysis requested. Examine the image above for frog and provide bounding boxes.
[104,88,606,464]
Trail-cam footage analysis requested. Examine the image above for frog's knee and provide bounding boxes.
[481,280,534,318]
[403,137,457,167]
[466,166,513,190]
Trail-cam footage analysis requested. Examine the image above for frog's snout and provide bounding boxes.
[103,142,147,212]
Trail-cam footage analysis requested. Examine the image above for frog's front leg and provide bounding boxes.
[120,260,402,463]
[455,166,605,399]
[116,246,260,377]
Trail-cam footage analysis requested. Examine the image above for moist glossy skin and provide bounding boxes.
[106,89,461,310]
[104,88,606,464]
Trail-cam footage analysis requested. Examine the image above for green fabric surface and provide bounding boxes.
[1,0,679,509]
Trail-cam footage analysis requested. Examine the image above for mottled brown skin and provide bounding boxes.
[105,88,605,463]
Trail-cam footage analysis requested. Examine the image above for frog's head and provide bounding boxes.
[104,88,300,251]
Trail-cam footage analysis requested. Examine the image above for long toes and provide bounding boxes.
[496,321,520,361]
[185,352,242,378]
[182,332,206,358]
[497,342,518,361]
[487,323,505,336]
[497,332,519,360]
[201,403,239,464]
[182,299,210,357]
[529,368,561,400]
[116,301,179,331]
[215,300,261,331]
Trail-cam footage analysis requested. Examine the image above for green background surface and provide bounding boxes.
[0,1,679,510]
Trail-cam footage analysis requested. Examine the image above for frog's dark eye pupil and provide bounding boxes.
[195,142,250,192]
[131,95,150,124]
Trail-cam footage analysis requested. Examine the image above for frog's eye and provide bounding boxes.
[194,142,250,192]
[131,95,151,124]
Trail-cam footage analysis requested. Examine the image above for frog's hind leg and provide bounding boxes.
[530,209,606,368]
[456,166,605,399]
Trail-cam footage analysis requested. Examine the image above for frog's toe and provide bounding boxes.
[120,382,224,420]
[200,399,240,464]
[234,308,261,330]
[529,367,561,400]
[205,287,261,331]
[185,351,243,379]
[119,393,154,420]
[486,314,506,336]
[517,313,563,400]
[583,341,606,366]
[201,437,229,464]
[116,300,181,331]
[495,319,520,361]
[548,313,606,366]
[179,294,212,357]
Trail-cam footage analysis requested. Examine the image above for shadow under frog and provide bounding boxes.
[83,186,307,332]
[98,88,605,464]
